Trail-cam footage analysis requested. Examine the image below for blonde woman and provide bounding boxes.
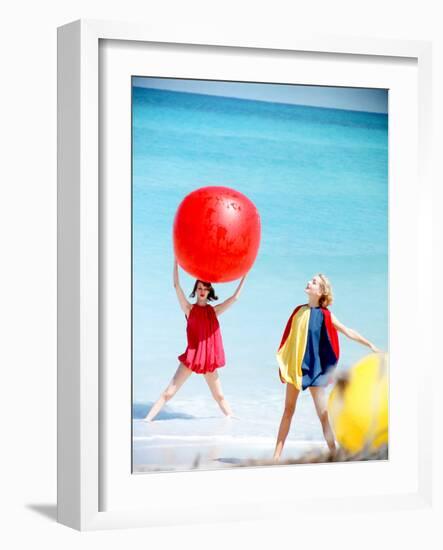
[273,274,380,461]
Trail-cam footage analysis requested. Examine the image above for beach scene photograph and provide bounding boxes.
[132,77,389,473]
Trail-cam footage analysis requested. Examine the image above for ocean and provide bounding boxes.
[131,84,388,470]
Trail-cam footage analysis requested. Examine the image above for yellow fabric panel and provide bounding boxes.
[276,306,310,390]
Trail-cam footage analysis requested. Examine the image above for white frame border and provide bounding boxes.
[57,19,433,531]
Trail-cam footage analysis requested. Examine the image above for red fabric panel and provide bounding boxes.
[322,308,340,360]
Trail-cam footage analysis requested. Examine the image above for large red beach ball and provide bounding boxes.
[173,186,261,283]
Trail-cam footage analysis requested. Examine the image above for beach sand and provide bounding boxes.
[132,417,328,473]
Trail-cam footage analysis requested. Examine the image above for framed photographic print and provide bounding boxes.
[130,75,388,473]
[57,19,433,530]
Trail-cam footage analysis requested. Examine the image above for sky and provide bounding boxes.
[132,76,388,114]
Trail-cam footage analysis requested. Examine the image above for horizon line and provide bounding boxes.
[132,82,388,115]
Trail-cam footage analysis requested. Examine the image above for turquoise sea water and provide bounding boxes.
[132,85,388,467]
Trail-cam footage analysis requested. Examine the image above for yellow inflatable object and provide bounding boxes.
[328,353,388,454]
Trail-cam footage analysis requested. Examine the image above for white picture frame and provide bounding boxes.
[57,19,433,531]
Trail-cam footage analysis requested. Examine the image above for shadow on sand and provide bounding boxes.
[132,402,197,421]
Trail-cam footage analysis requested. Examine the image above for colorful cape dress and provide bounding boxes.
[178,304,226,374]
[276,304,339,390]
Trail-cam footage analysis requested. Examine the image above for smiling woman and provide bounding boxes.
[190,280,218,302]
[274,273,380,460]
[142,260,247,421]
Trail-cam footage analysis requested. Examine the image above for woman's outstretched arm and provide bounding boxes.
[173,259,192,316]
[331,314,380,352]
[214,274,247,316]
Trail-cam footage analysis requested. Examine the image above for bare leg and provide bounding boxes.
[309,386,336,453]
[143,364,192,421]
[273,384,300,461]
[204,370,233,417]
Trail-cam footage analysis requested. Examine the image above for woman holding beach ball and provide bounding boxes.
[273,274,380,460]
[143,186,261,421]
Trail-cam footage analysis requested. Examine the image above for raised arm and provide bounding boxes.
[214,275,247,317]
[331,314,380,353]
[173,259,192,317]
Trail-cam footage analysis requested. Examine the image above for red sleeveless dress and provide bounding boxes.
[178,304,226,374]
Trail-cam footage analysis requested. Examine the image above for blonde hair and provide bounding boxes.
[317,273,333,308]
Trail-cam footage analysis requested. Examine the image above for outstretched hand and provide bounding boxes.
[235,273,248,295]
[239,272,248,284]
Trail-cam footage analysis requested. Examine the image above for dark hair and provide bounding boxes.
[189,280,218,301]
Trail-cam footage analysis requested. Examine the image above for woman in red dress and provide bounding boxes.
[143,259,247,421]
